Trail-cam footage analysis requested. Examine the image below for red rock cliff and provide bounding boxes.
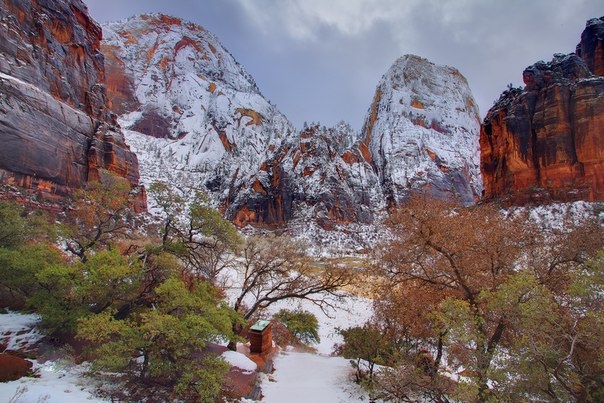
[480,17,604,204]
[0,0,141,200]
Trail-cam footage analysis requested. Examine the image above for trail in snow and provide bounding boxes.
[261,350,365,402]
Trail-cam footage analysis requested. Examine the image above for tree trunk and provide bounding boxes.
[227,322,243,351]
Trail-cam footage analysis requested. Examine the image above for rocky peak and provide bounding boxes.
[576,16,604,76]
[102,13,266,139]
[103,14,295,224]
[480,17,604,204]
[0,0,140,202]
[361,54,482,206]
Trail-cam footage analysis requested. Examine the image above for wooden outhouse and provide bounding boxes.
[248,319,272,353]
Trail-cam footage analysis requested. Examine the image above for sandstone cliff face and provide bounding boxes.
[481,17,604,204]
[0,0,140,198]
[0,0,104,113]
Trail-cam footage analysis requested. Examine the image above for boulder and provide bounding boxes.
[0,353,33,382]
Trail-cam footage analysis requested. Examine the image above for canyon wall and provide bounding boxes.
[480,17,604,204]
[0,0,140,199]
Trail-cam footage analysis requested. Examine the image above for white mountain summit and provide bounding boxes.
[101,14,481,243]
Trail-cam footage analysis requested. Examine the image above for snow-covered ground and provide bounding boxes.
[260,351,366,402]
[0,361,102,403]
[0,311,42,353]
[0,311,103,403]
[240,291,374,402]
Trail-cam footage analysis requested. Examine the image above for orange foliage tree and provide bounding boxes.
[368,195,603,402]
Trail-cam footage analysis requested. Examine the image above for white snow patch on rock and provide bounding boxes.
[221,350,258,374]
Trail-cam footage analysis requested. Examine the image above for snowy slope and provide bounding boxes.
[102,14,295,210]
[0,312,104,402]
[362,54,482,205]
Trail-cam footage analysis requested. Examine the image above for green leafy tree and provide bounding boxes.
[147,182,185,245]
[0,199,55,249]
[0,200,28,248]
[273,309,320,345]
[28,248,142,335]
[77,276,237,402]
[0,200,58,308]
[0,182,245,400]
[482,256,604,402]
[148,182,241,284]
[335,324,390,385]
[0,243,65,309]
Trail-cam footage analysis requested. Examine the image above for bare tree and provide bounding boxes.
[227,235,354,349]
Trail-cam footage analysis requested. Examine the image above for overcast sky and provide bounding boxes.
[84,0,602,131]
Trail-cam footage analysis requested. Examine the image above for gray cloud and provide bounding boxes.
[84,0,603,130]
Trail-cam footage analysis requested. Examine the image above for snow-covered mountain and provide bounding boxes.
[101,14,481,241]
[102,14,295,216]
[362,55,482,205]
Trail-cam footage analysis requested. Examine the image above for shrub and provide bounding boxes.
[273,309,320,346]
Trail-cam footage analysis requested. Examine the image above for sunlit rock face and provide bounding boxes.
[0,0,140,197]
[481,17,604,204]
[361,55,482,206]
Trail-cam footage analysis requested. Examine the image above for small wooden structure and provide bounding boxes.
[248,319,272,354]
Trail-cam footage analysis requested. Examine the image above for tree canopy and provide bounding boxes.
[338,195,604,402]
